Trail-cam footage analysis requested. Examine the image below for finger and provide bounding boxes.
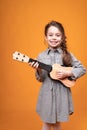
[29,61,35,67]
[33,62,39,68]
[31,61,35,66]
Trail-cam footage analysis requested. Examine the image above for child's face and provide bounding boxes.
[45,26,62,49]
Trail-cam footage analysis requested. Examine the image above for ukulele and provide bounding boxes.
[13,51,76,88]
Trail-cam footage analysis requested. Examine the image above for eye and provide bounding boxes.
[56,34,61,37]
[48,34,53,36]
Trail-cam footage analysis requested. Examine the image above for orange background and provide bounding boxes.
[0,0,87,130]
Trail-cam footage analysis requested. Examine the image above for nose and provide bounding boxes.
[52,35,56,40]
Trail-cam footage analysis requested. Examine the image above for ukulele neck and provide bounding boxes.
[29,58,52,72]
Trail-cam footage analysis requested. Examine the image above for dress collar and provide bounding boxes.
[46,47,63,54]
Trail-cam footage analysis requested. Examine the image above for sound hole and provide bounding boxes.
[68,77,73,81]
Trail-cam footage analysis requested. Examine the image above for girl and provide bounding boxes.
[29,21,86,130]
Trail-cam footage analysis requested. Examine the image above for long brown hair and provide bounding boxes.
[44,20,72,67]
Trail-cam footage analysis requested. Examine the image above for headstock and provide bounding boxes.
[13,51,29,63]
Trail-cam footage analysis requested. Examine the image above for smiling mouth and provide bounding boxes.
[50,41,58,44]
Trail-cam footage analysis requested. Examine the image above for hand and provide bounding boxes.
[28,61,39,69]
[29,61,42,73]
[55,69,72,79]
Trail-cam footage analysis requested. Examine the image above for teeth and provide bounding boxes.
[51,41,57,43]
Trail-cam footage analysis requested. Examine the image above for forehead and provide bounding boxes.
[47,26,61,33]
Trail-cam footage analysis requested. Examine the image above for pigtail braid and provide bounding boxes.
[61,41,72,67]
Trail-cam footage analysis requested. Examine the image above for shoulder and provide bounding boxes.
[36,49,50,62]
[69,52,78,60]
[37,49,48,58]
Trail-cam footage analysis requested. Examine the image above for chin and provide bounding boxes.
[52,45,59,48]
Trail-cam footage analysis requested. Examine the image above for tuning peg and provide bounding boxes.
[18,52,20,55]
[22,59,24,62]
[23,55,25,57]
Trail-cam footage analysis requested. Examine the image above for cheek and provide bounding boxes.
[57,37,62,41]
[45,37,50,42]
[45,36,49,41]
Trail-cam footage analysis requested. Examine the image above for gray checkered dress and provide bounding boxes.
[35,48,86,123]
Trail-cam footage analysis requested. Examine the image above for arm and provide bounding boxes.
[70,53,86,80]
[54,53,86,80]
[28,55,48,82]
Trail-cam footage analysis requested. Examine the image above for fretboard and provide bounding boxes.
[29,58,52,72]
